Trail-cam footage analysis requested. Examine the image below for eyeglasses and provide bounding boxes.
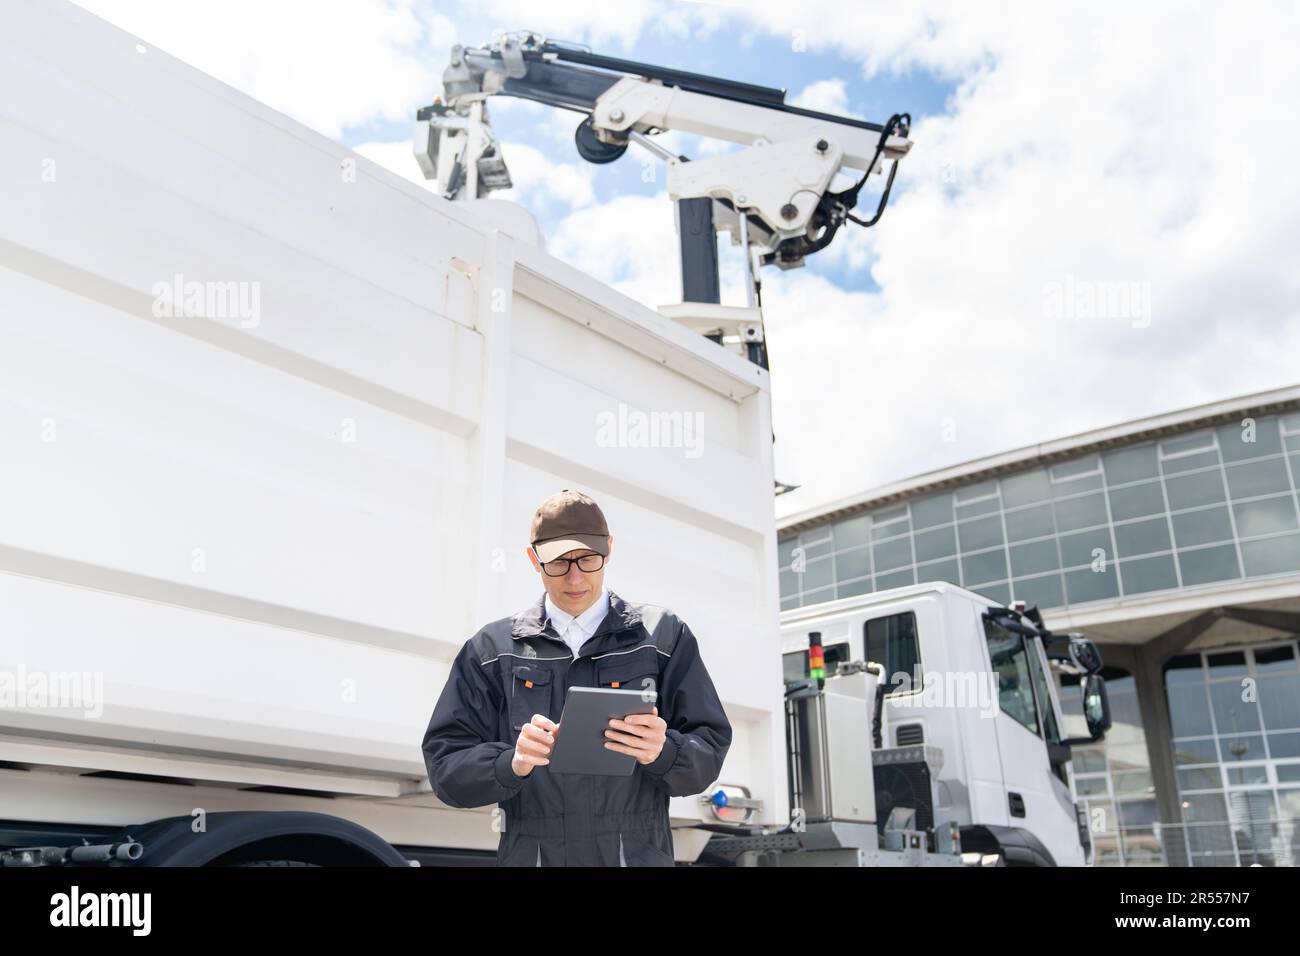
[538,553,606,576]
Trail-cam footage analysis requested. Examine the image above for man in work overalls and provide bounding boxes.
[422,488,733,866]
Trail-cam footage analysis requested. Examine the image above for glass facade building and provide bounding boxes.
[1163,642,1300,865]
[780,411,1300,614]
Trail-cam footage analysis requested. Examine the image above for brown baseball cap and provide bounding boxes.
[529,489,610,563]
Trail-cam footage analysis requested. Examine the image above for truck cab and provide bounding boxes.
[781,581,1111,866]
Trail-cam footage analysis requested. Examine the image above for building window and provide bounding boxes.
[1164,641,1300,867]
[1059,666,1159,866]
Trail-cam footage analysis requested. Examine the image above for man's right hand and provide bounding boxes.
[510,715,559,778]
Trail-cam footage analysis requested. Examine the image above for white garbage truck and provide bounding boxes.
[0,2,1107,868]
[704,583,1112,867]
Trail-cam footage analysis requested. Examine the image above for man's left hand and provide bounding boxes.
[605,706,667,764]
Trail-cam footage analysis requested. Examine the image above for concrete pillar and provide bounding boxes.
[1124,609,1223,866]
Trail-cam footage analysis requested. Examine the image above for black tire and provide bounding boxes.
[229,860,321,867]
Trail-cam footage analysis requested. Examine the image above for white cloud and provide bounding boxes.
[790,78,859,118]
[353,139,435,187]
[749,1,1300,517]
[546,194,680,305]
[492,141,595,210]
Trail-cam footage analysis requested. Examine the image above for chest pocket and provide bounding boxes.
[594,650,660,705]
[510,663,556,734]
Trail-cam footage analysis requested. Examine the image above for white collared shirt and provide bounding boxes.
[544,585,610,659]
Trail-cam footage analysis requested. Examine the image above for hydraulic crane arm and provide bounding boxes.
[417,32,911,272]
[415,32,912,371]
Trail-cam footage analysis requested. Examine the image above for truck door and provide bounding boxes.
[982,614,1083,865]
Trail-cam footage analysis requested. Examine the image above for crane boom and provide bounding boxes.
[415,31,914,368]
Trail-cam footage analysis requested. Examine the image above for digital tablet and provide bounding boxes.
[547,685,658,775]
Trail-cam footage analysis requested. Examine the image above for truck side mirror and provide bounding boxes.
[1062,673,1111,747]
[1068,636,1103,674]
[1082,673,1111,738]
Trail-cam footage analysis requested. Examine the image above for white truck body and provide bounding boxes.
[0,0,787,862]
[781,582,1089,866]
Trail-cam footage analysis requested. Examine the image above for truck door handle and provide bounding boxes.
[1008,792,1026,818]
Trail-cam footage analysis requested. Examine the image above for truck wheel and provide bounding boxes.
[229,860,321,867]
